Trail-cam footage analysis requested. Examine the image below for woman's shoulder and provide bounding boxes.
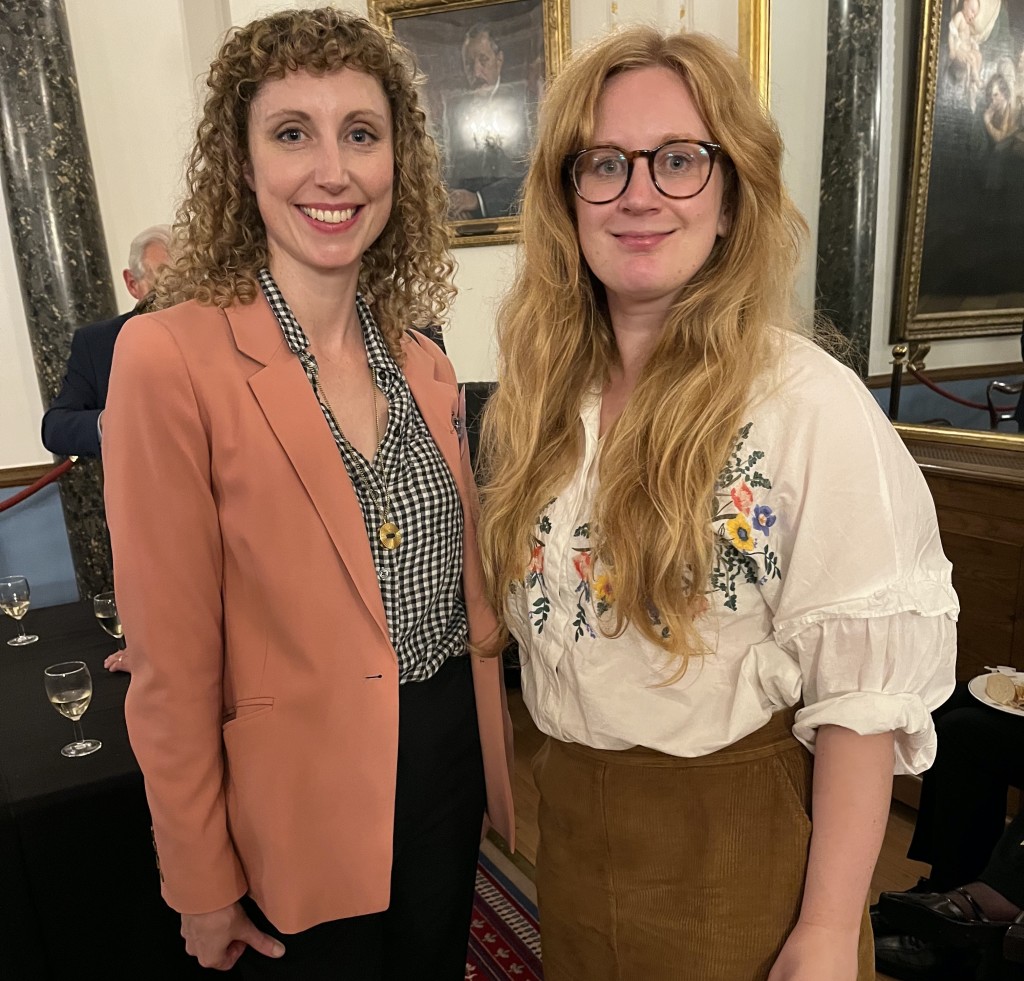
[764,328,872,405]
[402,326,456,385]
[737,332,926,504]
[121,298,229,339]
[744,328,895,449]
[114,298,247,375]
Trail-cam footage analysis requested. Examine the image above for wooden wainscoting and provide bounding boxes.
[896,425,1024,681]
[894,426,1024,820]
[926,473,1024,679]
[0,463,53,489]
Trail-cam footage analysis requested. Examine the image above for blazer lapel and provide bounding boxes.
[226,299,390,646]
[403,336,465,500]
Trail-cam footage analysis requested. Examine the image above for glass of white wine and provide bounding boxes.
[43,661,102,757]
[93,591,124,650]
[0,575,39,646]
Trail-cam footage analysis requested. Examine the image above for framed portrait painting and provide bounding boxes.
[894,0,1024,341]
[369,0,570,247]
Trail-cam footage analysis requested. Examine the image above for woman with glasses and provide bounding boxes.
[479,27,957,981]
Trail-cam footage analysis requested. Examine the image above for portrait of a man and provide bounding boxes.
[443,24,532,220]
[376,0,557,242]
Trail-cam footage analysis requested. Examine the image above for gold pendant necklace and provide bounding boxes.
[314,361,401,550]
[378,521,401,550]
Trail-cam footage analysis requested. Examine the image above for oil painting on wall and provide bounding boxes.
[895,0,1024,341]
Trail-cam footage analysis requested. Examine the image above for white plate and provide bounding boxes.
[968,672,1024,717]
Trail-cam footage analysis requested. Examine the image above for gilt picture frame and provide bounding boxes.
[369,0,570,247]
[893,0,1024,342]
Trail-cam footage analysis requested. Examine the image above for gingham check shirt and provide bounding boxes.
[258,269,468,683]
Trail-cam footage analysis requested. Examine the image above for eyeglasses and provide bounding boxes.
[567,139,726,204]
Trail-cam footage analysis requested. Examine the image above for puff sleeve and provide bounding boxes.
[759,340,958,774]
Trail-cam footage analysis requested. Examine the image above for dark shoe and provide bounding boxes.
[880,887,1016,949]
[1005,913,1024,965]
[873,903,894,936]
[872,937,974,981]
[873,880,940,937]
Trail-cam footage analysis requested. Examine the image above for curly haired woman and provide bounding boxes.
[103,8,513,978]
[479,26,957,981]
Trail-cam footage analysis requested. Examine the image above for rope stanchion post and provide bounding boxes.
[889,343,908,421]
[889,341,930,420]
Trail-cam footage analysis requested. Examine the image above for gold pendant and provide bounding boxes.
[379,522,402,550]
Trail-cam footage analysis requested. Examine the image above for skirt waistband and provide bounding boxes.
[554,705,801,769]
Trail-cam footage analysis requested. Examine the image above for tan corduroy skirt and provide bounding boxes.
[532,708,875,981]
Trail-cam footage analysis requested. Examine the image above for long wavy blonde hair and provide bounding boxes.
[479,27,807,671]
[157,7,454,357]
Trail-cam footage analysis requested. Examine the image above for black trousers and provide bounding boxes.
[238,655,486,981]
[908,682,1024,900]
[980,809,1024,908]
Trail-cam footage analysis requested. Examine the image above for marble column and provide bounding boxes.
[814,0,883,376]
[0,0,117,598]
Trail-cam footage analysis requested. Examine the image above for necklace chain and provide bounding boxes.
[312,357,402,550]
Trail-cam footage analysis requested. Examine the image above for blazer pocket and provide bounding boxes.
[222,696,274,730]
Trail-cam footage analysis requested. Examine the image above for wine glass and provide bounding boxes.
[43,661,102,757]
[93,591,125,650]
[0,575,39,646]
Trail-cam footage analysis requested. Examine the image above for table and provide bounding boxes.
[0,602,213,978]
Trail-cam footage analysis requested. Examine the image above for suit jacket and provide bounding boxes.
[41,309,137,457]
[102,295,514,934]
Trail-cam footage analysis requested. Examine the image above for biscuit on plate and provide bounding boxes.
[986,673,1017,705]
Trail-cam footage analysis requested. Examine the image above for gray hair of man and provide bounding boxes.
[464,22,502,54]
[126,224,172,280]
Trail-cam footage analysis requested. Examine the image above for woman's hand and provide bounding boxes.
[771,726,893,981]
[103,651,130,673]
[766,921,860,981]
[181,902,285,971]
[448,188,480,219]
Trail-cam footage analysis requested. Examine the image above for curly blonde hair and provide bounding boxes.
[158,7,454,356]
[479,27,807,674]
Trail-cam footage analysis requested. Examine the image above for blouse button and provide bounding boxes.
[378,568,390,581]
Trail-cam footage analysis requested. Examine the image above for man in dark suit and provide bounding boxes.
[42,225,170,457]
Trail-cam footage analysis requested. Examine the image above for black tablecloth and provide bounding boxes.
[0,602,211,978]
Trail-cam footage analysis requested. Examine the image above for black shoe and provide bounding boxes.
[874,879,936,937]
[874,902,896,937]
[874,934,979,981]
[880,887,1016,949]
[1006,913,1024,965]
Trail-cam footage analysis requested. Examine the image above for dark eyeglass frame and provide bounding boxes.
[566,139,726,204]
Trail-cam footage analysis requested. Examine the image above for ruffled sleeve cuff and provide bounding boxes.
[779,604,957,775]
[793,690,940,775]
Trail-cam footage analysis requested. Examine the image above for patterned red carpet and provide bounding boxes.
[466,849,543,980]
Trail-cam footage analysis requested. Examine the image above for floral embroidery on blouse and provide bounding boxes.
[515,501,554,633]
[516,422,784,636]
[711,422,782,611]
[593,573,614,615]
[571,524,598,641]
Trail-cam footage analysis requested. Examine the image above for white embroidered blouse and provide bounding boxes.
[506,332,959,775]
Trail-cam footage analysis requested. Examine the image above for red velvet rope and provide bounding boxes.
[905,365,1012,412]
[0,458,76,514]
